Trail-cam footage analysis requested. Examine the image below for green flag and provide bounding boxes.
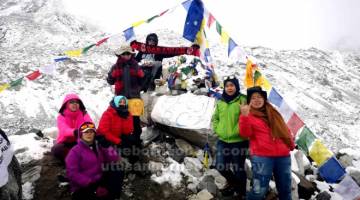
[10,77,24,88]
[82,44,96,54]
[296,126,316,155]
[216,21,222,35]
[147,15,158,23]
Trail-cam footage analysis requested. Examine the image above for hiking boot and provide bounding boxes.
[57,174,69,183]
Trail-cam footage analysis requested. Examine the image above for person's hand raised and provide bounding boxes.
[240,104,250,116]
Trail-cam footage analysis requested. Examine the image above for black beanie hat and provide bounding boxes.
[222,76,240,103]
[246,86,267,104]
[146,33,158,45]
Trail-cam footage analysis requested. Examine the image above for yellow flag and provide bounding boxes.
[220,31,230,44]
[194,19,206,48]
[254,72,272,91]
[132,20,145,27]
[0,83,10,93]
[128,98,144,116]
[64,49,82,57]
[244,59,254,88]
[309,139,333,166]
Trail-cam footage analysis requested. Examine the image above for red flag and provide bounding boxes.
[159,9,169,16]
[26,70,41,81]
[287,113,304,137]
[96,37,109,46]
[207,13,215,28]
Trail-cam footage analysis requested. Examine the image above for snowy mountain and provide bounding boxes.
[1,0,360,199]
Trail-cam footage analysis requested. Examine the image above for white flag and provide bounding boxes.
[39,64,56,75]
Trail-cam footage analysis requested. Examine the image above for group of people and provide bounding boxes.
[50,33,199,200]
[212,76,295,199]
[48,32,295,200]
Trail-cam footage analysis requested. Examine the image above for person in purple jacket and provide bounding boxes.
[65,122,122,200]
[52,93,93,162]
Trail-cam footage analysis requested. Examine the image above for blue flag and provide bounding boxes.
[183,0,204,42]
[123,27,135,41]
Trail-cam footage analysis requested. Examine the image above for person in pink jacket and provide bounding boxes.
[51,93,93,162]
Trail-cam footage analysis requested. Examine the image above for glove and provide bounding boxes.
[95,135,112,148]
[95,186,108,198]
[73,129,78,138]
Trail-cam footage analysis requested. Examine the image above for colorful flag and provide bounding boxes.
[54,57,69,62]
[9,77,24,88]
[132,20,146,27]
[40,64,56,75]
[220,31,230,44]
[334,175,360,200]
[147,15,158,23]
[82,44,96,54]
[228,38,237,56]
[215,21,222,35]
[123,27,135,42]
[96,37,109,46]
[296,126,316,155]
[309,139,333,166]
[244,59,255,88]
[182,0,192,11]
[26,70,41,81]
[159,9,169,16]
[278,101,294,122]
[0,83,10,93]
[287,113,304,137]
[318,157,346,183]
[64,49,82,57]
[269,88,283,107]
[207,13,215,28]
[183,0,204,42]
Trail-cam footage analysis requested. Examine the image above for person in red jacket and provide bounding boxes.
[107,45,144,98]
[97,96,133,146]
[239,86,294,200]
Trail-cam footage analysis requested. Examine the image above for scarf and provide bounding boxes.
[250,102,292,148]
[130,41,200,56]
[110,100,129,119]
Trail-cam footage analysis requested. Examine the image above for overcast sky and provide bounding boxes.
[62,0,360,50]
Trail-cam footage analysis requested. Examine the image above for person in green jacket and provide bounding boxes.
[212,75,248,198]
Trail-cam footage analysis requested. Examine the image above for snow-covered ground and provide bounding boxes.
[1,0,360,199]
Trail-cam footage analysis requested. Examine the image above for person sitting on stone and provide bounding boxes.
[52,93,93,163]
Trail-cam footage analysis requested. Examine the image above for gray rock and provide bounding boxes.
[140,126,160,146]
[176,139,196,157]
[197,175,218,196]
[338,154,354,168]
[187,183,198,193]
[148,161,164,174]
[295,172,316,199]
[347,167,360,186]
[203,169,227,190]
[0,157,22,200]
[155,123,218,153]
[140,92,159,126]
[184,157,203,177]
[196,189,214,200]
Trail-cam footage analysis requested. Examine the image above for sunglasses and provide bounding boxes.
[223,75,235,80]
[80,123,95,131]
[68,100,79,104]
